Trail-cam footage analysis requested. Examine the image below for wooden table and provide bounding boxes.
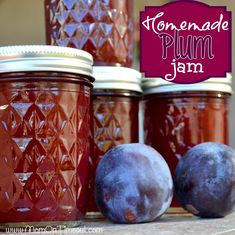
[1,213,235,235]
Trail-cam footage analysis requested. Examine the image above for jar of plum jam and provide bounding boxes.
[87,66,142,218]
[142,76,232,213]
[0,45,94,228]
[44,0,134,67]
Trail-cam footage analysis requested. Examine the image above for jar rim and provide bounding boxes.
[142,73,232,95]
[93,66,142,93]
[0,45,94,82]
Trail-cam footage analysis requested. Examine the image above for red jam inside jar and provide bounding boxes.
[0,46,94,227]
[45,0,134,67]
[87,67,142,217]
[142,77,232,212]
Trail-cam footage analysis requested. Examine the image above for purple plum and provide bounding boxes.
[174,142,235,218]
[94,143,173,223]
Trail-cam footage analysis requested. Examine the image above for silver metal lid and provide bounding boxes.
[93,66,142,93]
[0,45,94,81]
[142,73,232,95]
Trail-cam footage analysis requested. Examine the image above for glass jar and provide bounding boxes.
[142,76,232,213]
[0,45,94,228]
[44,0,134,67]
[86,66,142,218]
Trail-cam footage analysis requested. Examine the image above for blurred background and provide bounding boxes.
[0,0,234,147]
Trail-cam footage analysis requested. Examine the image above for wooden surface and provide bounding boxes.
[1,213,235,235]
[84,214,235,235]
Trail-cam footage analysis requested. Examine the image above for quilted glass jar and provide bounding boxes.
[142,76,232,212]
[0,45,94,228]
[87,67,142,217]
[45,0,134,67]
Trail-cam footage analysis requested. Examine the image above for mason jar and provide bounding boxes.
[44,0,134,67]
[87,66,142,218]
[0,45,94,228]
[142,76,232,212]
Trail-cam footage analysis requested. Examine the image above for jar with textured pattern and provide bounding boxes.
[142,76,232,213]
[86,67,142,218]
[45,0,134,67]
[0,45,94,228]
